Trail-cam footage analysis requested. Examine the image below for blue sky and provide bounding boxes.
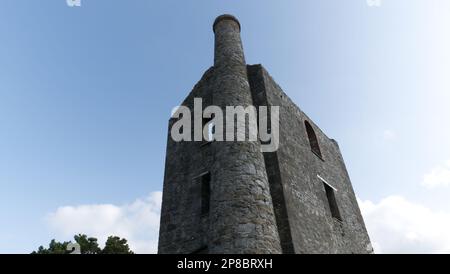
[1,0,449,253]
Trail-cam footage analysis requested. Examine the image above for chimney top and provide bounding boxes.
[213,14,241,33]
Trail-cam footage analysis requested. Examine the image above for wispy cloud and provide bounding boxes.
[422,160,450,189]
[46,192,162,254]
[359,195,450,253]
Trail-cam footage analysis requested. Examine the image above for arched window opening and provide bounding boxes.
[305,121,322,159]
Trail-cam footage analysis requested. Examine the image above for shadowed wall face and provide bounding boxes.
[247,65,372,254]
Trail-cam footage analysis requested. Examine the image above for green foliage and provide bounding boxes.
[31,239,71,254]
[74,234,101,254]
[102,236,134,254]
[32,234,133,254]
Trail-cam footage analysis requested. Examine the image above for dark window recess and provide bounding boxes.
[305,121,323,159]
[323,182,342,221]
[201,172,211,215]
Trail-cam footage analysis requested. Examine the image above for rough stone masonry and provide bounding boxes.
[158,14,373,254]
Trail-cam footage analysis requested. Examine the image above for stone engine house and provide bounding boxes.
[158,15,372,254]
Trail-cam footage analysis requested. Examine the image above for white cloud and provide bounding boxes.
[47,191,450,254]
[382,129,397,141]
[46,192,162,254]
[359,195,450,253]
[422,160,450,189]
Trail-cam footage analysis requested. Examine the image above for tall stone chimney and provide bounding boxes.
[208,14,282,253]
[213,15,245,67]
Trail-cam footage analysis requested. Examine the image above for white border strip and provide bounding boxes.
[317,174,337,192]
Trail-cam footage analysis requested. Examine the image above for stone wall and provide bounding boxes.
[158,15,372,254]
[247,64,372,254]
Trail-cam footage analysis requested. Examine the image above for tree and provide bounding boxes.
[102,236,133,254]
[74,234,101,254]
[32,239,71,254]
[32,234,134,254]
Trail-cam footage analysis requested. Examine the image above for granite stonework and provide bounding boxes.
[158,15,372,254]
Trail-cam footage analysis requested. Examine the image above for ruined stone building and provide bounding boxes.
[158,15,372,254]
